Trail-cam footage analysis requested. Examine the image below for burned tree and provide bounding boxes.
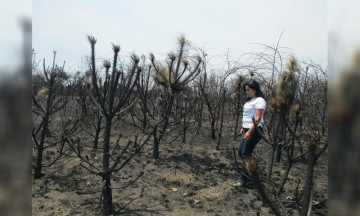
[32,52,75,179]
[147,34,201,159]
[197,68,234,143]
[81,35,141,215]
[72,71,104,150]
[266,55,299,180]
[230,75,247,140]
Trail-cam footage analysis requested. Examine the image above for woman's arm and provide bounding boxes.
[243,108,264,139]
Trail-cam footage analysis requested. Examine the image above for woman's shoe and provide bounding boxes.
[233,181,245,187]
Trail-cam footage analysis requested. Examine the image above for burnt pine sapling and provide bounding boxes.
[267,55,299,180]
[87,35,141,215]
[148,34,201,159]
[32,52,74,179]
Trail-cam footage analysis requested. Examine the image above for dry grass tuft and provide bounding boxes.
[272,55,299,108]
[153,66,175,86]
[153,65,187,93]
[159,168,194,185]
[234,74,246,88]
[103,60,111,69]
[194,180,232,201]
[36,87,49,98]
[245,158,257,175]
[286,55,299,73]
[168,52,176,61]
[178,34,186,46]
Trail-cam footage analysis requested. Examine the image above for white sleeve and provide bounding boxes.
[255,98,266,109]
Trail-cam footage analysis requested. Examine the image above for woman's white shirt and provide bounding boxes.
[242,97,266,128]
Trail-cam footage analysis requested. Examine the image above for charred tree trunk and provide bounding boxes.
[210,117,216,140]
[267,148,276,182]
[86,36,141,216]
[101,115,113,215]
[198,101,203,128]
[151,94,174,159]
[139,65,151,133]
[233,112,240,140]
[232,77,243,141]
[275,107,290,163]
[175,100,179,122]
[152,125,159,159]
[102,174,113,216]
[182,97,188,143]
[34,145,44,179]
[302,143,316,216]
[34,79,54,179]
[275,144,283,163]
[275,120,286,163]
[142,103,148,133]
[216,90,226,150]
[277,118,300,195]
[277,161,293,196]
[93,114,103,149]
[267,111,283,181]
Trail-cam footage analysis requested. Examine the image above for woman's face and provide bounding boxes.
[245,85,256,98]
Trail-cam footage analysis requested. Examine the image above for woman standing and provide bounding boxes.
[234,79,266,187]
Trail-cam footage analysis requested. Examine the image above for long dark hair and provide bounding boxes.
[243,79,264,101]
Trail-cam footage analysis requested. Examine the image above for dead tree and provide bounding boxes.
[301,132,319,216]
[176,90,199,143]
[265,56,299,180]
[127,56,155,133]
[298,66,328,215]
[197,73,221,140]
[229,75,246,140]
[216,89,226,150]
[181,94,189,143]
[147,34,201,159]
[72,71,104,149]
[190,48,212,135]
[277,62,328,195]
[73,71,92,118]
[32,52,75,179]
[85,35,141,215]
[276,103,302,195]
[138,63,152,133]
[197,69,233,142]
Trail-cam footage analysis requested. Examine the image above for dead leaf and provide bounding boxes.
[194,199,201,204]
[172,188,178,192]
[313,200,320,205]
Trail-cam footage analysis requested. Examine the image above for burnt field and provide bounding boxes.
[32,35,328,215]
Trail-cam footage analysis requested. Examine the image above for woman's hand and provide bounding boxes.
[243,130,252,140]
[239,128,244,135]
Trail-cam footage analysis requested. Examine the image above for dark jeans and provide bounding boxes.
[237,127,263,183]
